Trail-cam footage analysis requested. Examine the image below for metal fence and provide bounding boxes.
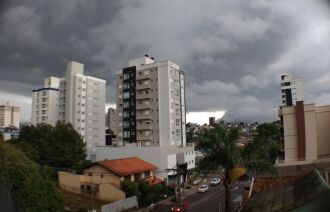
[101,196,138,212]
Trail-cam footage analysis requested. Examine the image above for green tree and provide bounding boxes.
[121,180,138,197]
[197,124,277,212]
[251,122,280,164]
[0,142,63,211]
[11,122,86,170]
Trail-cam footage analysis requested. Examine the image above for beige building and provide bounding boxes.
[278,101,330,164]
[108,107,117,135]
[0,101,20,129]
[115,55,186,147]
[58,157,161,202]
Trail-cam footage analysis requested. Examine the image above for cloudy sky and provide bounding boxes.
[0,0,329,123]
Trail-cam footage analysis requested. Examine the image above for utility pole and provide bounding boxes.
[177,162,182,210]
[167,162,187,210]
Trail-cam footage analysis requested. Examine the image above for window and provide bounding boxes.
[123,92,130,99]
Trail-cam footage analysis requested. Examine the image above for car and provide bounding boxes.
[171,202,189,211]
[210,177,221,186]
[198,184,209,193]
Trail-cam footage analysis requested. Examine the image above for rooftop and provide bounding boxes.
[243,170,330,212]
[96,157,157,177]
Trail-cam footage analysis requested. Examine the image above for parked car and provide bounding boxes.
[171,202,189,211]
[198,184,209,193]
[210,177,221,186]
[192,177,202,185]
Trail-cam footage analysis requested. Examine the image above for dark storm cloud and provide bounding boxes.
[0,0,329,122]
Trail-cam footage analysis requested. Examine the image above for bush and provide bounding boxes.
[0,143,63,211]
[121,180,138,197]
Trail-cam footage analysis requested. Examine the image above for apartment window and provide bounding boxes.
[123,131,130,138]
[139,72,142,75]
[124,101,130,108]
[123,92,130,99]
[42,104,46,108]
[146,121,150,125]
[124,83,130,89]
[123,73,129,80]
[42,91,47,96]
[144,80,149,85]
[123,121,130,128]
[139,81,142,85]
[144,71,149,75]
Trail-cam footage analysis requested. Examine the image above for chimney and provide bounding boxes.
[145,54,149,58]
[151,57,154,60]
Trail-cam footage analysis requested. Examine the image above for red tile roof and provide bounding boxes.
[96,157,157,177]
[144,176,163,186]
[252,175,302,193]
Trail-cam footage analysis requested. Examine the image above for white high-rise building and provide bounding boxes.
[32,61,106,160]
[280,74,303,106]
[32,77,61,126]
[0,101,20,129]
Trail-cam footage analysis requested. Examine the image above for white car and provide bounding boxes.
[210,177,221,186]
[198,184,209,193]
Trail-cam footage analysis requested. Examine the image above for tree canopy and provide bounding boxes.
[9,122,87,170]
[0,142,63,211]
[197,123,278,212]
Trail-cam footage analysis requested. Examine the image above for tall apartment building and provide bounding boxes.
[280,74,303,106]
[96,56,194,181]
[32,77,61,125]
[108,108,117,134]
[0,101,20,129]
[32,61,106,160]
[115,56,186,147]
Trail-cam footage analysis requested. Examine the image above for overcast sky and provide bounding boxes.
[0,0,329,123]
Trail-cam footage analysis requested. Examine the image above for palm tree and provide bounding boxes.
[197,124,278,212]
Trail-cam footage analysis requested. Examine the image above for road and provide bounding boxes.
[158,183,242,212]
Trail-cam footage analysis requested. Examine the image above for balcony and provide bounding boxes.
[136,134,152,141]
[136,124,152,130]
[136,113,151,120]
[136,74,151,80]
[136,104,152,110]
[136,83,151,90]
[136,93,151,100]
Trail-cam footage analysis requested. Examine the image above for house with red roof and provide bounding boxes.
[58,157,162,202]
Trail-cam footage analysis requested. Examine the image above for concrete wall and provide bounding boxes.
[58,171,125,202]
[316,105,330,157]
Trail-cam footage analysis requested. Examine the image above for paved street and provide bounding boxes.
[158,183,243,212]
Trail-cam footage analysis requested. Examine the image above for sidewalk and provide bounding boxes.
[137,184,201,212]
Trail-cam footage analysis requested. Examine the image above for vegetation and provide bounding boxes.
[0,142,63,211]
[121,180,138,198]
[197,123,278,212]
[121,180,173,207]
[0,133,3,142]
[9,122,87,170]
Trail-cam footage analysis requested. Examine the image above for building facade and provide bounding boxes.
[32,77,61,126]
[280,74,303,106]
[108,108,117,135]
[115,56,186,147]
[0,101,20,129]
[278,102,330,164]
[32,61,106,160]
[96,56,194,181]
